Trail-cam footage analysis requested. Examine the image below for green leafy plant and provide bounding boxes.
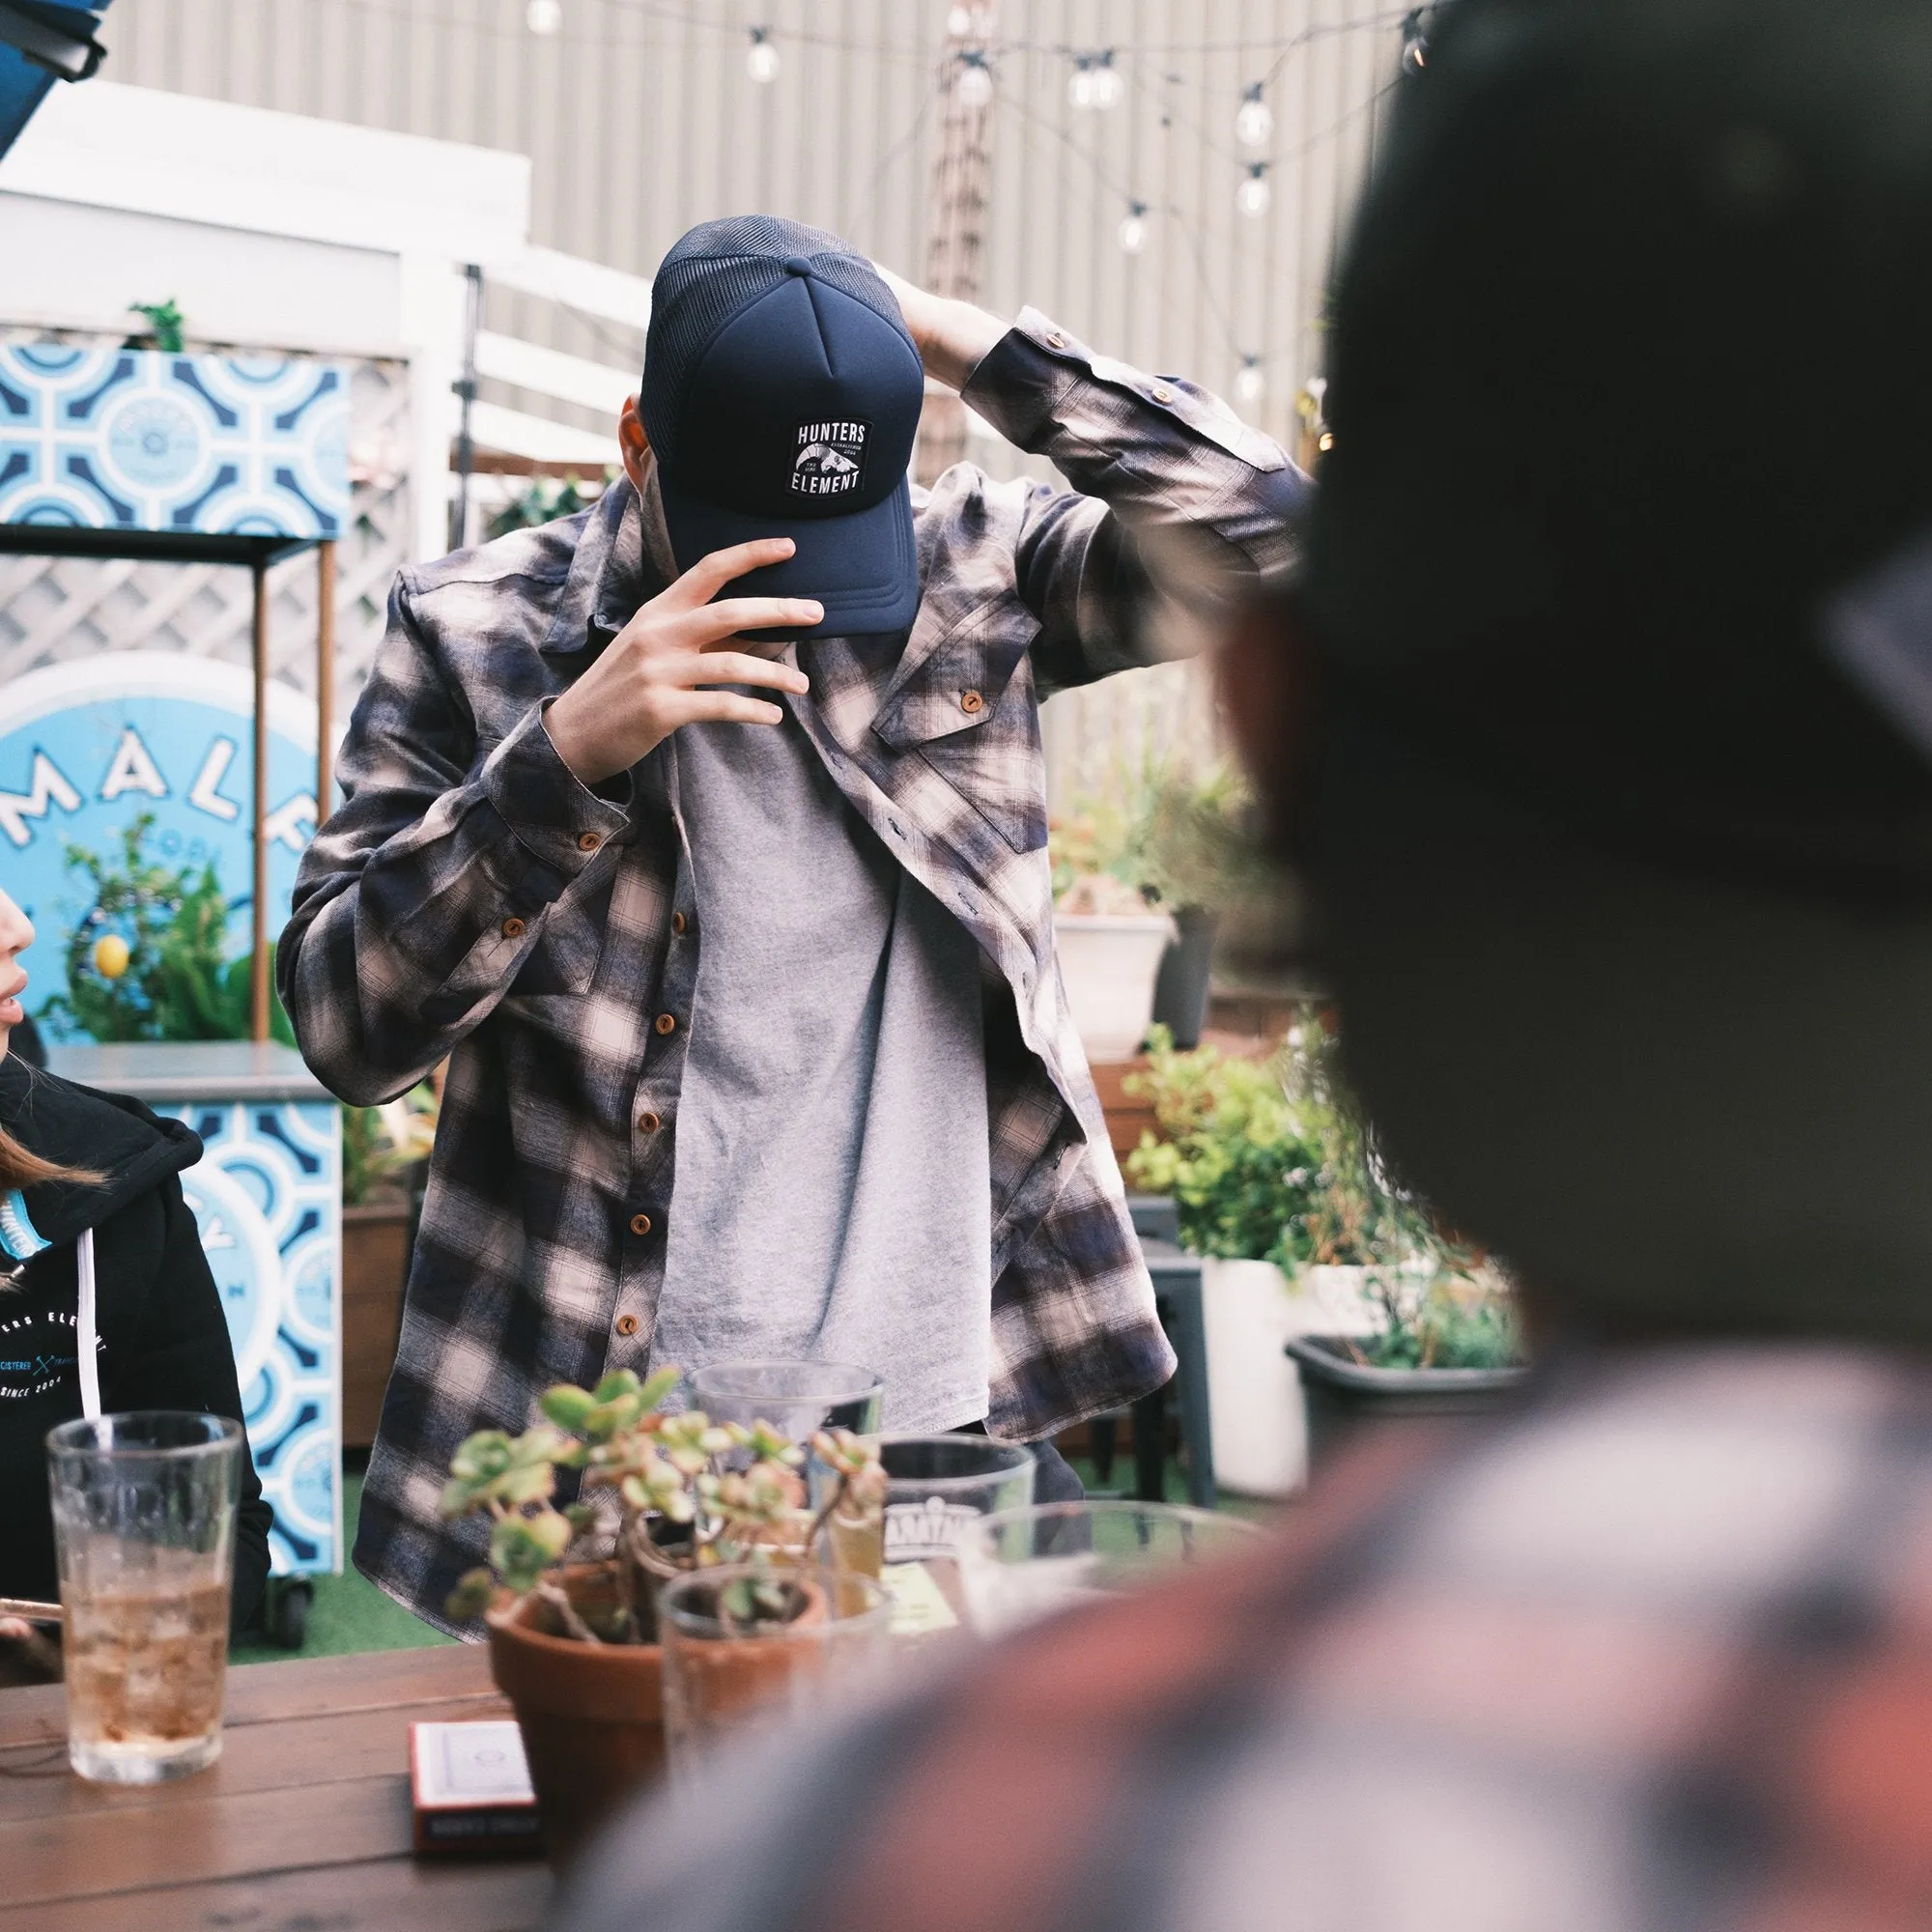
[440,1369,885,1643]
[341,1086,439,1208]
[1125,1010,1521,1369]
[126,298,185,353]
[1123,1025,1321,1264]
[40,816,293,1045]
[1282,1009,1520,1371]
[485,472,611,541]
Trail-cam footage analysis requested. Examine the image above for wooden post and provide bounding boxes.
[914,1,999,486]
[316,538,336,824]
[251,559,271,1045]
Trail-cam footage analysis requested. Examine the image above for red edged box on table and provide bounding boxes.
[410,1719,544,1857]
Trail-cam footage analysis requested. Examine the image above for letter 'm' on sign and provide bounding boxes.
[99,727,169,803]
[0,752,82,848]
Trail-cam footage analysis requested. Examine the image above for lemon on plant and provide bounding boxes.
[92,934,130,980]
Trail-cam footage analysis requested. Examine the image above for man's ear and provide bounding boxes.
[1217,588,1319,862]
[618,396,652,493]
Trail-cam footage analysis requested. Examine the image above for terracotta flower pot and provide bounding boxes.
[485,1576,666,1867]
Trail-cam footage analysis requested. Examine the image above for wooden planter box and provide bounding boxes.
[341,1189,412,1451]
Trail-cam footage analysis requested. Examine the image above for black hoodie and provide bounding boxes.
[0,1055,272,1626]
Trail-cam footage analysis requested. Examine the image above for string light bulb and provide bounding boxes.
[1068,51,1122,111]
[1236,163,1271,218]
[747,27,781,84]
[1236,357,1264,404]
[1235,82,1272,149]
[526,0,561,33]
[1118,201,1150,254]
[955,50,994,108]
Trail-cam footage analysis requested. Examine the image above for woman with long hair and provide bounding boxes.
[0,887,271,1675]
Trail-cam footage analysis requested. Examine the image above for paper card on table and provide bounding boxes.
[881,1560,959,1636]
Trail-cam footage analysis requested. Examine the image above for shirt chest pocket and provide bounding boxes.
[870,595,1048,857]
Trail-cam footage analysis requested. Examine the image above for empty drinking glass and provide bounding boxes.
[956,1500,1263,1640]
[46,1412,242,1783]
[687,1360,884,1440]
[658,1563,893,1775]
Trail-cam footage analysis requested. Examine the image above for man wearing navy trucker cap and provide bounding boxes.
[282,214,1302,1629]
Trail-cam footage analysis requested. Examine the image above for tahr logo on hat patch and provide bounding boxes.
[790,418,869,498]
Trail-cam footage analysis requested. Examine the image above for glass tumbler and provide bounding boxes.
[659,1563,892,1775]
[46,1411,242,1783]
[687,1360,885,1440]
[956,1500,1263,1640]
[810,1434,1037,1642]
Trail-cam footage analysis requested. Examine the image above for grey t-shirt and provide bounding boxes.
[647,696,993,1432]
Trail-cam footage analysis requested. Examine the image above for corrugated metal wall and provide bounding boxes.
[101,0,1401,453]
[98,0,1402,803]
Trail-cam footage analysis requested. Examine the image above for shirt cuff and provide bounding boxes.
[479,700,633,891]
[961,305,1286,470]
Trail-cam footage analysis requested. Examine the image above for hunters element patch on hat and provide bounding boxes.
[791,419,869,498]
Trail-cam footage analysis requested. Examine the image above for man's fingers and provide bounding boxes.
[657,538,798,611]
[668,651,810,695]
[661,688,788,729]
[682,596,823,642]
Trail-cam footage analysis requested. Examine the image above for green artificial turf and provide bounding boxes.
[230,1463,454,1663]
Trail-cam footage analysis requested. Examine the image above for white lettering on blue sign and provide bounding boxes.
[0,752,82,848]
[99,726,170,803]
[187,738,242,823]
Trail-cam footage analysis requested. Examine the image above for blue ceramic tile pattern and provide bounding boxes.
[0,344,350,536]
[165,1097,342,1577]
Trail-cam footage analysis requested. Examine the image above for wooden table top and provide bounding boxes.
[0,1644,553,1931]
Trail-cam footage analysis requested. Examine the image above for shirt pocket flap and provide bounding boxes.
[871,594,1040,751]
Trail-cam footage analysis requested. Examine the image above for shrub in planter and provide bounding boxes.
[1282,1010,1527,1473]
[440,1371,883,1861]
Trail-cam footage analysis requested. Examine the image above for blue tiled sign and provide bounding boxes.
[0,343,350,536]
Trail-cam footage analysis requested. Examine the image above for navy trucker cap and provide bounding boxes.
[640,215,924,637]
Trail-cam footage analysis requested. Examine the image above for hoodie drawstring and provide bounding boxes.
[75,1228,99,1422]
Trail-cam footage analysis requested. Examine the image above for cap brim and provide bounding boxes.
[657,471,920,639]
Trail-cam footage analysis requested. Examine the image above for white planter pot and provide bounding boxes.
[1052,913,1175,1060]
[1201,1260,1380,1498]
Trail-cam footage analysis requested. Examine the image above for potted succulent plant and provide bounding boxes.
[439,1370,882,1861]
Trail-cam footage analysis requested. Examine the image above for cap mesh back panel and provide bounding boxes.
[642,215,909,471]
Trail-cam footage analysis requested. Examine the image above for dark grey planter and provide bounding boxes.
[1285,1334,1529,1475]
[1151,906,1218,1050]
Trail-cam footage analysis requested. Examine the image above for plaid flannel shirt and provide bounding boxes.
[281,309,1305,1626]
[559,1341,1932,1932]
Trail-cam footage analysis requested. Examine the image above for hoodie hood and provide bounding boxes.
[0,1055,202,1244]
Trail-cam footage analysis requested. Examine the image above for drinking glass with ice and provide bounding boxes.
[45,1412,242,1784]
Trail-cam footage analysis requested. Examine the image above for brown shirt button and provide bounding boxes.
[629,1212,652,1237]
[637,1110,661,1134]
[614,1313,639,1337]
[1151,384,1175,404]
[577,831,601,853]
[671,911,688,936]
[959,689,985,715]
[654,1012,677,1037]
[500,916,526,939]
[1044,329,1067,349]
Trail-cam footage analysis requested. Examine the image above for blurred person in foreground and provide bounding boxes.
[555,1,1932,1924]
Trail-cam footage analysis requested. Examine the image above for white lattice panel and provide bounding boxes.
[0,347,412,714]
